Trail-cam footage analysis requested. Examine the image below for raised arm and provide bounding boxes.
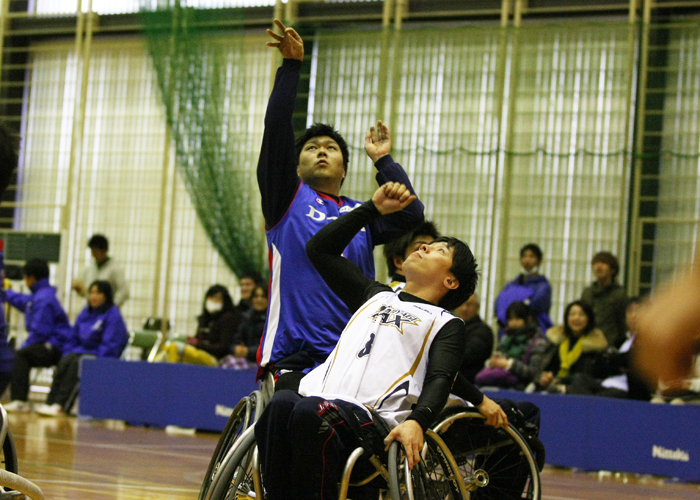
[258,20,305,228]
[364,121,425,245]
[306,182,416,312]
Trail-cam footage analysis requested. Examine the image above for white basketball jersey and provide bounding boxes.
[299,290,457,427]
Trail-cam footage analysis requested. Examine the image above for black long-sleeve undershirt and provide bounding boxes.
[306,201,484,430]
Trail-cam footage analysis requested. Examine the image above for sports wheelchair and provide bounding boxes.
[203,400,543,500]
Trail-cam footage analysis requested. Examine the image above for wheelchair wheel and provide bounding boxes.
[388,430,468,499]
[1,428,18,476]
[200,391,264,500]
[209,425,259,500]
[433,412,541,500]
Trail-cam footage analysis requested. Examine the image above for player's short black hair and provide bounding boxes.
[295,123,350,173]
[24,258,49,281]
[433,237,478,311]
[0,122,17,197]
[520,243,543,262]
[384,220,440,277]
[88,234,109,251]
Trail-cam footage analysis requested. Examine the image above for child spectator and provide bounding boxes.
[476,301,547,389]
[220,284,268,369]
[163,285,240,365]
[5,258,72,412]
[535,300,608,393]
[35,281,128,416]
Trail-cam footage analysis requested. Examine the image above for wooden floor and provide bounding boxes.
[4,412,700,500]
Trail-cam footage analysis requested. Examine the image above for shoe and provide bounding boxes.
[4,400,31,413]
[35,403,63,416]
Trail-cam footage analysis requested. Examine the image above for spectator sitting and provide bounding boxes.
[220,284,268,370]
[382,220,439,291]
[162,285,241,365]
[535,300,607,394]
[581,251,628,348]
[237,270,264,315]
[72,234,130,308]
[567,296,650,400]
[5,258,72,413]
[35,281,128,416]
[494,243,553,338]
[477,301,547,390]
[453,293,493,384]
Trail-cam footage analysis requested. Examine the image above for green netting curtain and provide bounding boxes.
[140,1,265,278]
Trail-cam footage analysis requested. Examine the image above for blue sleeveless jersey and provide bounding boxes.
[259,182,375,371]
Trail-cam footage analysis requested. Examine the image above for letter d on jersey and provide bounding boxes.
[306,206,326,221]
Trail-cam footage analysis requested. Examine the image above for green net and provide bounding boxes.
[140,1,265,278]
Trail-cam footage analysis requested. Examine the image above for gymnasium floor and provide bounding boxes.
[5,412,700,500]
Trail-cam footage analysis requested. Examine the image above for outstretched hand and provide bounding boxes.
[266,19,304,61]
[372,182,416,215]
[364,120,392,163]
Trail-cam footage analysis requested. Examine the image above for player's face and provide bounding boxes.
[403,234,435,261]
[404,241,455,284]
[297,136,346,191]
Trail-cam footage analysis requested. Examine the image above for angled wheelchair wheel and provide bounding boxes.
[1,428,18,476]
[209,425,259,500]
[388,430,468,500]
[200,391,264,500]
[433,412,541,500]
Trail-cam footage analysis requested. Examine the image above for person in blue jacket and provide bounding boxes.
[4,258,72,412]
[35,280,128,416]
[0,122,17,396]
[494,243,553,337]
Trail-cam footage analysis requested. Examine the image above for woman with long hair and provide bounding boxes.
[164,285,240,365]
[536,300,607,393]
[35,280,128,416]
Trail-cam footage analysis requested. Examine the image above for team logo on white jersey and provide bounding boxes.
[368,305,421,334]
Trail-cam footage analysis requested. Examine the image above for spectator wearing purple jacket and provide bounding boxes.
[5,259,72,413]
[36,280,127,416]
[494,243,553,337]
